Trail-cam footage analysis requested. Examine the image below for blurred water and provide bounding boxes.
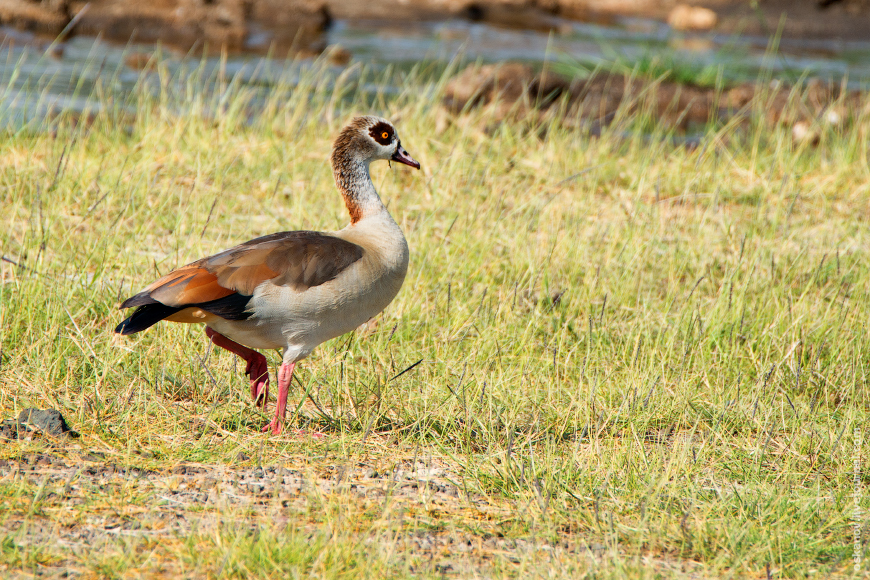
[328,18,870,85]
[0,15,869,129]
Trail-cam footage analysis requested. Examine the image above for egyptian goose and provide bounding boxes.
[116,116,420,434]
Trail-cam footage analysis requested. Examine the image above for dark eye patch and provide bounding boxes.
[369,122,394,145]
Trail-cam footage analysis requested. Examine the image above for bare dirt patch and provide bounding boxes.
[0,449,610,577]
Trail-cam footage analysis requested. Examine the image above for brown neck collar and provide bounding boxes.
[331,150,382,225]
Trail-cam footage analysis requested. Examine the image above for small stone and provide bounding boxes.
[792,121,820,145]
[443,63,536,112]
[0,419,25,440]
[668,5,718,31]
[824,109,842,125]
[17,408,74,437]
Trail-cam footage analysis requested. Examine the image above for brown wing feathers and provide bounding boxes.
[148,265,237,306]
[262,232,363,290]
[116,232,364,335]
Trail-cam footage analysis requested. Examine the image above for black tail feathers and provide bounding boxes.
[114,293,253,335]
[115,303,181,335]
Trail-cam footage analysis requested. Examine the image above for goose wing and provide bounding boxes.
[116,231,364,333]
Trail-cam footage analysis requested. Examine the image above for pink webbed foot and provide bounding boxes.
[261,423,325,438]
[259,361,325,437]
[262,419,284,436]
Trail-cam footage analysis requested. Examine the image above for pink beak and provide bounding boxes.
[391,143,420,169]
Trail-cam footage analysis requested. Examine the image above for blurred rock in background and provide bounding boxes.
[0,0,330,53]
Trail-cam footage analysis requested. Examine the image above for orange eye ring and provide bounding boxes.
[382,132,389,139]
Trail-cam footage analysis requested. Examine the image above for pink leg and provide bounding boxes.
[205,327,269,407]
[262,362,295,435]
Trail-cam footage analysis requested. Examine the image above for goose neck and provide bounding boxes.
[333,156,385,225]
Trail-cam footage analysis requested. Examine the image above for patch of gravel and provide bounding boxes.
[0,452,710,577]
[0,411,702,577]
[0,452,533,576]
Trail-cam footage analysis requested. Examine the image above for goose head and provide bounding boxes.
[331,116,421,170]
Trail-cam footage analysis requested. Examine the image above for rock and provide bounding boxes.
[667,4,718,31]
[0,0,329,54]
[444,61,868,135]
[323,0,578,32]
[792,121,820,145]
[824,109,842,126]
[693,0,870,41]
[18,408,74,437]
[0,408,76,439]
[248,0,329,53]
[443,62,712,129]
[0,419,22,440]
[441,62,559,117]
[0,0,69,35]
[462,3,571,33]
[69,0,249,51]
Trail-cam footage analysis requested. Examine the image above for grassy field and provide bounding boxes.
[1,57,869,578]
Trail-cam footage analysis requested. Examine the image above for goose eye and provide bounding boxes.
[382,132,389,140]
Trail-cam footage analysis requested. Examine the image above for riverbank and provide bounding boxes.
[0,0,867,57]
[442,61,869,141]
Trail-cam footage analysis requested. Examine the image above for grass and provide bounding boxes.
[551,50,733,89]
[0,52,869,578]
[547,29,759,89]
